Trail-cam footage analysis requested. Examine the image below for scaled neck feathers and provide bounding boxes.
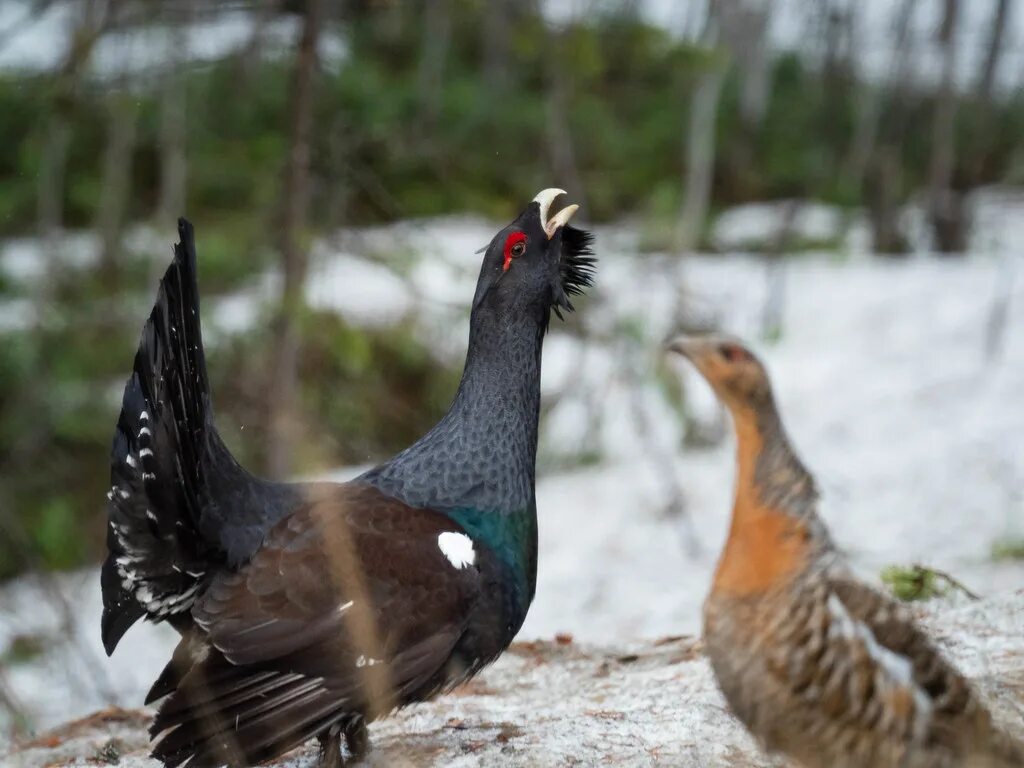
[361,304,545,515]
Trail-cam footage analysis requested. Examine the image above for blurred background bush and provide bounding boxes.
[0,0,1021,589]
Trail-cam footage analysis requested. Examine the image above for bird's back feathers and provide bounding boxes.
[149,485,484,767]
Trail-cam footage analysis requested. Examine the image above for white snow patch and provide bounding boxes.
[711,200,844,251]
[0,299,33,332]
[305,249,413,327]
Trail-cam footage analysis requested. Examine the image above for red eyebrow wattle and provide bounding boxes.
[503,232,527,272]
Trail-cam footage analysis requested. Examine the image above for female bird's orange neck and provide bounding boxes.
[712,400,816,597]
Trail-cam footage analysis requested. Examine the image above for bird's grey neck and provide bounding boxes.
[749,403,820,520]
[362,308,545,513]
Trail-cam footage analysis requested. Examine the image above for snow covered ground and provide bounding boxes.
[6,595,1024,767]
[2,207,1023,739]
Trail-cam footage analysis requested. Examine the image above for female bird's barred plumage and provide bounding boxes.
[669,335,1024,768]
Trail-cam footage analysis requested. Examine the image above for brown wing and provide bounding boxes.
[765,577,985,761]
[828,580,1020,762]
[150,483,482,768]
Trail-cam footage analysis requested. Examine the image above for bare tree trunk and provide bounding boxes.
[680,0,705,39]
[483,0,511,94]
[860,0,919,254]
[977,0,1012,102]
[928,0,967,254]
[545,30,587,212]
[157,2,189,233]
[37,116,72,270]
[761,200,798,341]
[676,2,726,255]
[35,0,121,320]
[844,0,917,192]
[814,0,856,186]
[866,146,909,253]
[984,251,1014,362]
[97,88,137,286]
[733,0,774,132]
[718,0,774,202]
[266,0,321,478]
[675,67,725,255]
[416,0,450,135]
[240,0,275,80]
[38,1,106,274]
[963,0,1014,188]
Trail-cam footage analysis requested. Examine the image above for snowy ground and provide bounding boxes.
[1,205,1023,740]
[6,593,1024,767]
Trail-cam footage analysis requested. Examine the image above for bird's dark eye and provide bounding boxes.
[502,232,528,271]
[718,343,748,362]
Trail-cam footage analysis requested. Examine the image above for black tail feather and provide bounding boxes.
[101,219,222,655]
[150,652,350,768]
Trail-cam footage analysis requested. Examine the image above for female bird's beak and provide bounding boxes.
[533,188,580,239]
[666,336,704,362]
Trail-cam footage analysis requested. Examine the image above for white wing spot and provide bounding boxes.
[139,411,149,422]
[139,448,153,458]
[355,655,382,668]
[125,454,136,468]
[138,426,151,438]
[438,532,475,569]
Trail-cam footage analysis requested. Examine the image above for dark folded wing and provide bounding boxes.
[151,484,482,768]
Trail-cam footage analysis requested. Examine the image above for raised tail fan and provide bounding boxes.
[101,218,252,655]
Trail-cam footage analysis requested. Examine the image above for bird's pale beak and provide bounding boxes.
[666,336,703,361]
[533,188,579,239]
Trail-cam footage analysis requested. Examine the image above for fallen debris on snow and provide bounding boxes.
[7,593,1022,768]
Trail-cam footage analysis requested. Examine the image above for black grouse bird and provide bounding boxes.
[101,189,595,767]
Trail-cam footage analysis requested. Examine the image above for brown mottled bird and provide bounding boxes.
[668,335,1024,768]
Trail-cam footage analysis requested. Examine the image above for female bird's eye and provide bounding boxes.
[719,343,748,363]
[503,232,528,271]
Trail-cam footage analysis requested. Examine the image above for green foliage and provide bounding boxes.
[0,296,456,580]
[991,538,1024,562]
[32,498,87,571]
[1,6,1021,238]
[881,564,947,602]
[205,309,458,473]
[880,564,979,603]
[297,311,460,465]
[0,634,46,666]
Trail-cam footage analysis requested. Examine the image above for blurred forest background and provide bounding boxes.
[1,0,1022,581]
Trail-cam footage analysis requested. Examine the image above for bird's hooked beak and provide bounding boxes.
[666,335,705,363]
[534,188,579,239]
